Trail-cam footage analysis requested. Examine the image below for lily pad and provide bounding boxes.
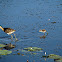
[48,54,62,59]
[0,44,6,47]
[24,47,42,51]
[43,54,62,62]
[54,58,62,62]
[0,50,12,55]
[4,43,15,50]
[21,49,28,52]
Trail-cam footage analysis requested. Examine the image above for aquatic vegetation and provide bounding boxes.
[17,53,25,56]
[30,52,37,55]
[43,54,62,62]
[48,54,62,62]
[0,50,12,55]
[21,49,28,52]
[21,54,25,56]
[24,47,43,52]
[0,44,6,47]
[54,58,62,62]
[48,54,62,59]
[17,53,20,55]
[51,22,56,24]
[4,43,15,50]
[43,54,62,59]
[0,44,12,55]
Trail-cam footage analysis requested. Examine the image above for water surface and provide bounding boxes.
[0,0,62,62]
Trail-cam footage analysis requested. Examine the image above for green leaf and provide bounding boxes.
[54,58,62,62]
[0,44,6,47]
[0,50,12,55]
[24,47,42,52]
[48,54,62,59]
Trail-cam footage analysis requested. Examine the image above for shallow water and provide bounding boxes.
[0,0,62,62]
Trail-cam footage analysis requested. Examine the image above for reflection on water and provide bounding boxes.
[0,0,62,62]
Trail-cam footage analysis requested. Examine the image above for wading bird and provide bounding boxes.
[39,29,46,35]
[0,26,17,41]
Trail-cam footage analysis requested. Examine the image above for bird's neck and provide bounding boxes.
[0,26,4,31]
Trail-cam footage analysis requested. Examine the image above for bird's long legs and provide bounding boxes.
[44,33,45,35]
[11,35,13,42]
[14,34,18,45]
[11,34,18,45]
[14,34,18,41]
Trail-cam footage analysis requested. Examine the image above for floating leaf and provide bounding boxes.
[4,43,15,50]
[21,49,28,52]
[0,44,6,47]
[43,54,62,62]
[31,53,37,55]
[0,50,12,55]
[42,56,48,58]
[48,54,62,59]
[54,58,62,62]
[24,47,42,52]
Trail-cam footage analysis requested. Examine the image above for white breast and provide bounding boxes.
[7,31,15,35]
